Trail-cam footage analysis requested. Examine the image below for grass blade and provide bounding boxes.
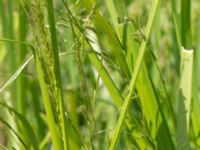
[176,47,193,149]
[181,0,192,49]
[34,52,62,149]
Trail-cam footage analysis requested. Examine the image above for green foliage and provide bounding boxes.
[0,0,200,149]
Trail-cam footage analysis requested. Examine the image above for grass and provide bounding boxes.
[108,0,162,149]
[1,0,200,149]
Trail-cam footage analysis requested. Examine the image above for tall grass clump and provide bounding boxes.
[1,0,200,149]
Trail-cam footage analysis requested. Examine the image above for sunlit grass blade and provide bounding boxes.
[0,56,33,93]
[176,47,193,149]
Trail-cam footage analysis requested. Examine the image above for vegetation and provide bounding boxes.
[0,0,199,149]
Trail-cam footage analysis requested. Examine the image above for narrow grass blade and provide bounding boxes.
[35,52,61,150]
[0,56,33,93]
[181,0,192,49]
